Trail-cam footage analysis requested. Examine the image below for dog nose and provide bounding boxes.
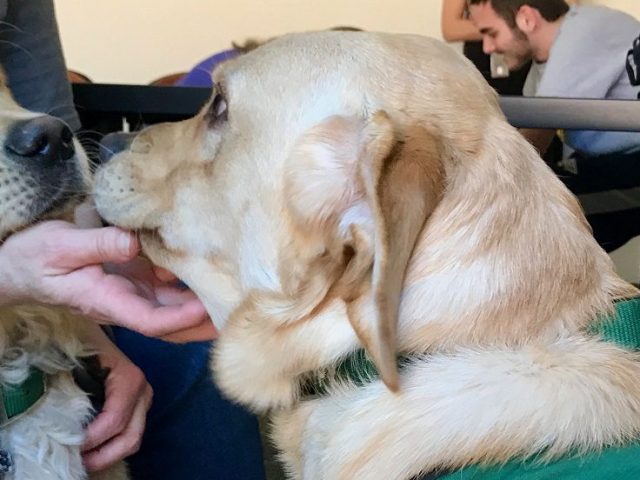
[99,132,136,163]
[5,116,75,163]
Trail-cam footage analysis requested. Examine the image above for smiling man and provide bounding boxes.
[468,0,640,156]
[468,0,640,252]
[467,0,565,72]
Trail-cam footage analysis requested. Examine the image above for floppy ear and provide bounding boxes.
[285,112,444,391]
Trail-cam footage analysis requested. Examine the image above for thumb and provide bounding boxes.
[51,227,140,270]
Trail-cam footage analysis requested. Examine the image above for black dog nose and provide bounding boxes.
[99,132,136,163]
[5,116,75,163]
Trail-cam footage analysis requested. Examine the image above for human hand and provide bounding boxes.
[81,327,153,471]
[0,220,216,339]
[104,258,218,343]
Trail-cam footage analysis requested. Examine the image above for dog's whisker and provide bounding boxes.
[41,103,75,116]
[99,144,116,158]
[77,128,114,137]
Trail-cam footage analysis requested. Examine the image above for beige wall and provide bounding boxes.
[597,0,640,17]
[55,0,444,84]
[55,0,640,85]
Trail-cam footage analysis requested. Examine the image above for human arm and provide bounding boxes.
[441,0,482,43]
[79,322,153,472]
[0,220,216,340]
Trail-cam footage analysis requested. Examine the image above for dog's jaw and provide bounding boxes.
[137,228,243,330]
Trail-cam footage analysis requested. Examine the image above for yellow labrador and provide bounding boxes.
[0,73,128,480]
[95,32,640,479]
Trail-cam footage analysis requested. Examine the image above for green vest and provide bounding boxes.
[438,442,640,480]
[437,297,640,479]
[303,298,640,480]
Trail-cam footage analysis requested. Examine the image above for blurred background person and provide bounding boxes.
[441,0,532,94]
[468,0,640,253]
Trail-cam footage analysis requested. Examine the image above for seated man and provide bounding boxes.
[468,0,640,251]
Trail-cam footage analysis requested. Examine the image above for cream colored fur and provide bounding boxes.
[95,31,640,479]
[0,73,128,480]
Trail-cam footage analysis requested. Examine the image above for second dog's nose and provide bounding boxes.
[5,116,75,163]
[99,132,136,163]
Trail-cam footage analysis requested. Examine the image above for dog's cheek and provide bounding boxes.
[284,116,363,230]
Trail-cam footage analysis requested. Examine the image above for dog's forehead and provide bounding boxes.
[202,31,492,220]
[214,31,400,98]
[213,31,477,123]
[218,31,366,76]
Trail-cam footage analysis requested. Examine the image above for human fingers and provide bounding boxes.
[82,361,150,452]
[152,265,178,283]
[42,226,139,273]
[83,393,151,472]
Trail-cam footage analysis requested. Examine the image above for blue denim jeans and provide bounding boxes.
[112,328,266,480]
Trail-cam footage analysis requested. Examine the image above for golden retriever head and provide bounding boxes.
[95,31,501,388]
[94,31,631,396]
[0,72,90,241]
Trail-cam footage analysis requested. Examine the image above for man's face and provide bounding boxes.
[468,2,533,70]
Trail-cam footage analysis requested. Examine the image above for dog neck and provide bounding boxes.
[395,119,637,353]
[302,296,640,399]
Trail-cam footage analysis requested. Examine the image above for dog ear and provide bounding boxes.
[285,112,443,391]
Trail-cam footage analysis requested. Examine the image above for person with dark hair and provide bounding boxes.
[441,0,530,95]
[470,0,570,30]
[468,0,640,252]
[467,0,640,156]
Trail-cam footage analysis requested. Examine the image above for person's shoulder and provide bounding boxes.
[571,5,639,29]
[556,5,639,49]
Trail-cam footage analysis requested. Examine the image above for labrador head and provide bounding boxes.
[0,72,90,241]
[94,31,498,389]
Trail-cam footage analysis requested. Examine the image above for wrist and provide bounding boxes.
[80,322,123,362]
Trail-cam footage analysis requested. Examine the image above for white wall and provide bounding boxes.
[55,0,445,84]
[55,0,640,85]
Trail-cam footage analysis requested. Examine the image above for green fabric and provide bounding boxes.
[300,350,416,397]
[300,349,381,397]
[435,297,640,480]
[436,442,640,480]
[2,368,46,421]
[303,297,640,397]
[302,298,640,477]
[591,296,640,350]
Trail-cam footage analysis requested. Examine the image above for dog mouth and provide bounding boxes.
[137,227,171,261]
[0,115,91,239]
[39,177,86,218]
[31,159,87,216]
[0,160,88,242]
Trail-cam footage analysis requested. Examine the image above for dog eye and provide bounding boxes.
[208,90,228,125]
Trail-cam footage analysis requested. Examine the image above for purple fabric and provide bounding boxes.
[176,49,239,87]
